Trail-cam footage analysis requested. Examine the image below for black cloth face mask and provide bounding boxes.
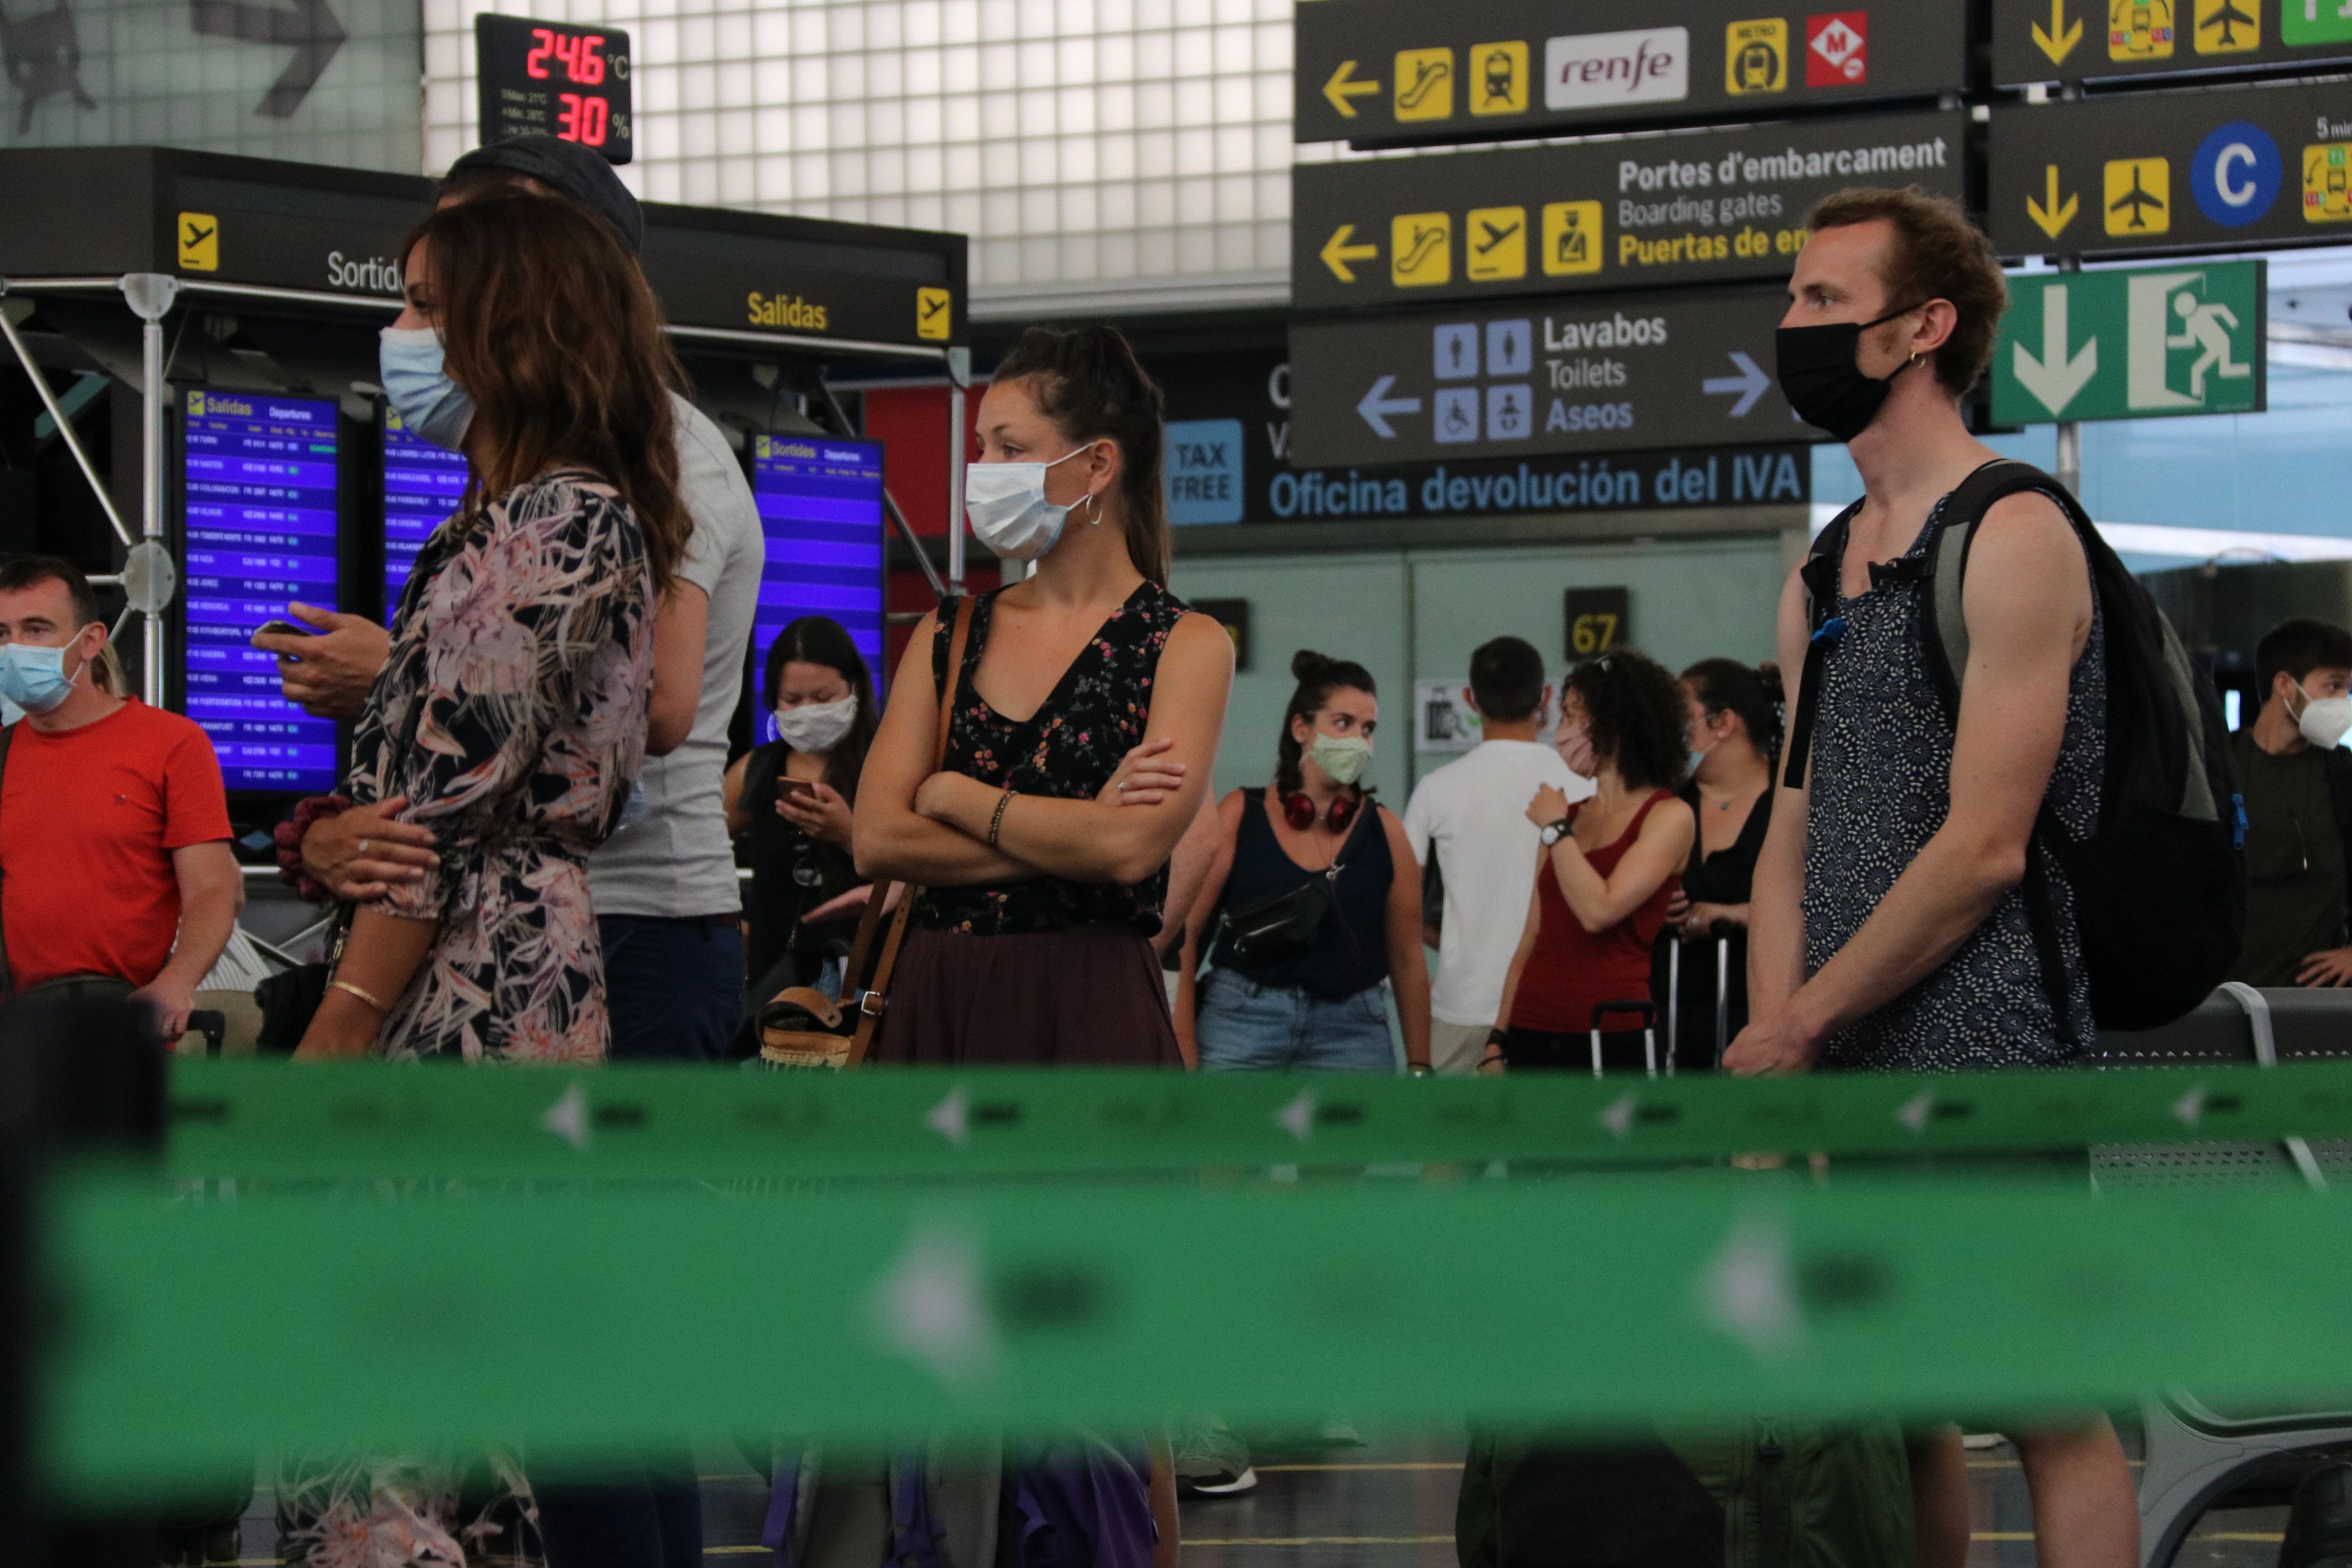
[1774,302,1926,443]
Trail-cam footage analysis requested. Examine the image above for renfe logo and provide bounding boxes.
[1544,27,1689,111]
[1806,13,1868,86]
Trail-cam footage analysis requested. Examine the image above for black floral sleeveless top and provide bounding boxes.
[915,581,1190,938]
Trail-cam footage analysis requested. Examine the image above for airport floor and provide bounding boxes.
[202,1428,2289,1566]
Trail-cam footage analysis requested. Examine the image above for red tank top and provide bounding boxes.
[1508,790,1681,1035]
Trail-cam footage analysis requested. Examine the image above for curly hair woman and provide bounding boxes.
[1485,649,1696,1074]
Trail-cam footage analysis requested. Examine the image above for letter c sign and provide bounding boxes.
[2192,121,2283,227]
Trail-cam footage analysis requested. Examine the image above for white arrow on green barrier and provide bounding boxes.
[2013,284,2099,417]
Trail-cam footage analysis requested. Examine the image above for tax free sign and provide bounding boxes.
[1990,260,2266,424]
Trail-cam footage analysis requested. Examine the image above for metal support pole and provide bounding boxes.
[0,294,134,548]
[946,346,971,590]
[121,274,179,709]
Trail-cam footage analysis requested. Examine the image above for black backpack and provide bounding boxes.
[1783,460,2245,1035]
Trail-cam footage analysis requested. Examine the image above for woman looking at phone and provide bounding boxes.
[724,614,879,1001]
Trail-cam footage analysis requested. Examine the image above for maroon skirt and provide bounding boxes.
[872,924,1183,1066]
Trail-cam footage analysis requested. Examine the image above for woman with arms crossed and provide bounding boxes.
[855,324,1231,1068]
[852,325,1227,1566]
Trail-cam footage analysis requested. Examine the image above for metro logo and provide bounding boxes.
[1806,13,1869,86]
[1543,27,1689,111]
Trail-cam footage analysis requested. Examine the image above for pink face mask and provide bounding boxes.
[1556,721,1597,779]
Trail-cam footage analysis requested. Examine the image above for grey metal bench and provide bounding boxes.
[2092,984,2352,1567]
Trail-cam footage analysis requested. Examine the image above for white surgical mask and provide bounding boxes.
[2293,681,2352,750]
[964,447,1093,562]
[775,694,858,753]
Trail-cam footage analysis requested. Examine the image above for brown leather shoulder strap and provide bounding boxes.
[841,594,975,1067]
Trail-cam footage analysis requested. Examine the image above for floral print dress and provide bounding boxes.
[345,469,654,1064]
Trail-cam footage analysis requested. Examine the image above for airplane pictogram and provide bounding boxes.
[2109,164,2166,228]
[2198,0,2256,48]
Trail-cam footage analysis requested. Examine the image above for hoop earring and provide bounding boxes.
[1085,492,1103,526]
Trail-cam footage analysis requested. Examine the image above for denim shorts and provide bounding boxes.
[1195,967,1398,1072]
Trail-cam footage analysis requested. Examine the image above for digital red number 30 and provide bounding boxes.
[557,92,609,146]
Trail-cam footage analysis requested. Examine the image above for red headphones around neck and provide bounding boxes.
[1281,788,1362,832]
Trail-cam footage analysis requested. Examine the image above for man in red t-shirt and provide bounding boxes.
[0,557,241,1035]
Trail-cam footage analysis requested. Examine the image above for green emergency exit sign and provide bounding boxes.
[1990,260,2266,426]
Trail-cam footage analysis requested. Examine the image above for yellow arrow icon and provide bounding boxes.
[2031,0,2083,63]
[2026,165,2079,240]
[1324,60,1381,118]
[1320,224,1379,283]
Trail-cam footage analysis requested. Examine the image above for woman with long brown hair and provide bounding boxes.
[293,189,692,1064]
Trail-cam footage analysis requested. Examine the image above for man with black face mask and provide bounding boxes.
[1724,189,2132,1568]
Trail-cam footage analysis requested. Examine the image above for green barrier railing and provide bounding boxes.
[42,1169,2352,1500]
[160,1057,2352,1182]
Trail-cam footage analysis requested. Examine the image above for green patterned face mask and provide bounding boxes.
[1308,732,1373,786]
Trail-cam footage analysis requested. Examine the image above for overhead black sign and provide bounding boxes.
[476,15,634,165]
[1289,286,1812,467]
[0,148,966,350]
[1988,78,2352,257]
[1992,0,2352,88]
[1149,342,1809,526]
[1294,0,1967,149]
[1293,108,1963,311]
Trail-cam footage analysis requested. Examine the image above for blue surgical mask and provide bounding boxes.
[379,326,475,451]
[0,639,82,715]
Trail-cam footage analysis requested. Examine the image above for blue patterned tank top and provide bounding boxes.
[1802,492,2106,1069]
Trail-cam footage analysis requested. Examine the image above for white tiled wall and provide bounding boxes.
[424,0,1308,294]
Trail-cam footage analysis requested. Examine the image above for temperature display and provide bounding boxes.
[476,14,633,165]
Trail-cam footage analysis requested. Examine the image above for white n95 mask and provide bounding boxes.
[964,448,1093,562]
[2295,683,2352,750]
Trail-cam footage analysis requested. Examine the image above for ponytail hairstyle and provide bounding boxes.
[1565,649,1687,792]
[1682,657,1786,761]
[1276,649,1378,795]
[988,324,1172,586]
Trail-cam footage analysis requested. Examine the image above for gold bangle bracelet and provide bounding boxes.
[987,787,1015,847]
[329,978,390,1013]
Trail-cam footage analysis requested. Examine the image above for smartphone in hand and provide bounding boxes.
[253,619,312,662]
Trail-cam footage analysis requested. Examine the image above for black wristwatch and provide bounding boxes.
[1539,819,1572,847]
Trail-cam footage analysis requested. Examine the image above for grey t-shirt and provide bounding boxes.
[586,394,765,918]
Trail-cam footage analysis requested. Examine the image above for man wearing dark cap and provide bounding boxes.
[255,140,764,1567]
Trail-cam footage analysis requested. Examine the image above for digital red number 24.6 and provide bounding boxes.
[526,28,607,85]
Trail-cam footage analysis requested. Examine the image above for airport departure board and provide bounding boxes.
[179,389,342,793]
[381,406,466,613]
[749,434,886,739]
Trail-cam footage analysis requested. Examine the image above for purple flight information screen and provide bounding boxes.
[179,389,341,792]
[749,433,885,742]
[381,405,467,610]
